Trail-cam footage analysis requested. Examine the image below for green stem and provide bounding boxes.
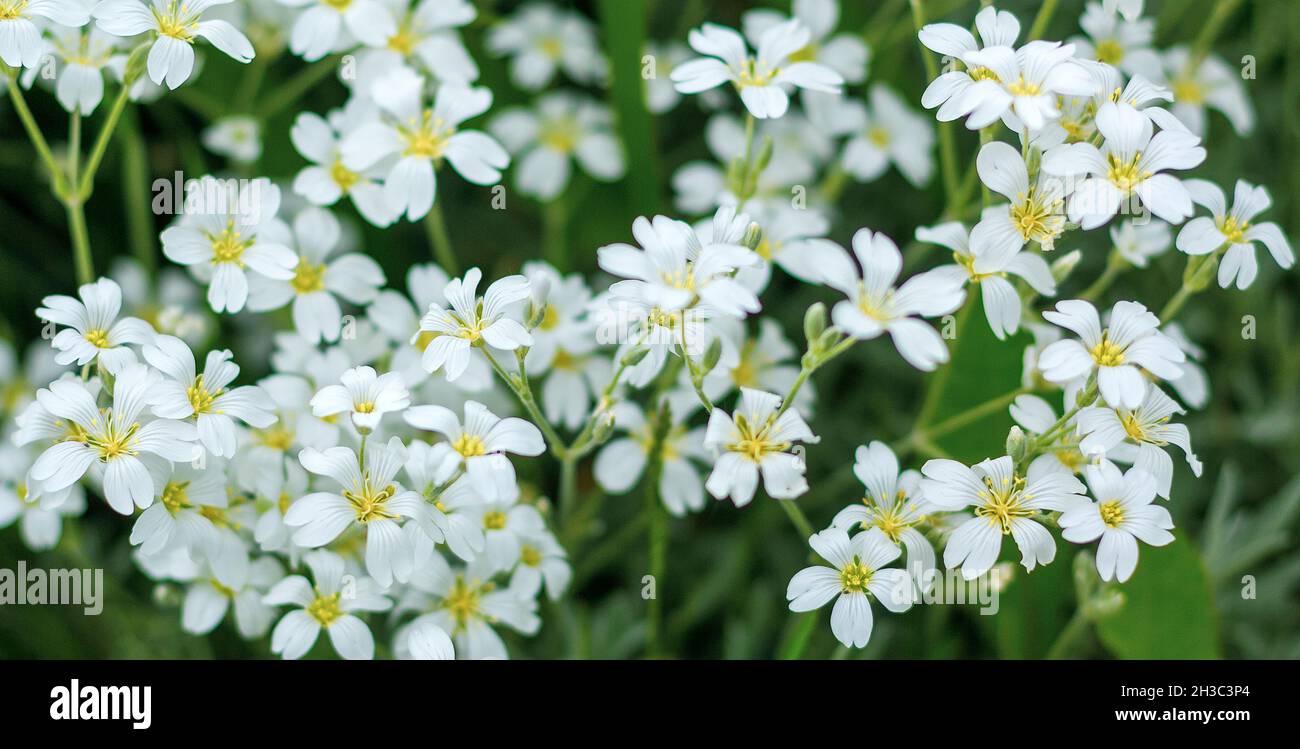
[119,107,155,274]
[775,337,856,421]
[482,348,567,458]
[66,198,94,286]
[818,164,849,204]
[1045,608,1092,659]
[255,56,340,120]
[1158,284,1196,322]
[643,400,671,658]
[4,68,68,196]
[77,85,132,200]
[919,385,1033,442]
[558,455,577,525]
[1079,249,1126,301]
[543,197,568,270]
[1187,0,1244,72]
[1026,0,1060,40]
[914,299,973,429]
[778,612,820,659]
[424,200,459,274]
[779,499,815,540]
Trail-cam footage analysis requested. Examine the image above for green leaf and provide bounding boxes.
[596,0,661,216]
[1095,540,1222,659]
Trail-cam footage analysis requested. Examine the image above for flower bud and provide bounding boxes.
[621,345,649,367]
[1050,249,1083,283]
[700,337,723,374]
[803,303,827,345]
[1005,426,1028,465]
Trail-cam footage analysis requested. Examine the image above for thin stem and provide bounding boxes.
[679,324,713,414]
[119,107,155,274]
[1079,249,1126,301]
[77,85,132,199]
[643,400,671,658]
[542,197,568,271]
[1026,0,1061,41]
[1187,0,1244,72]
[775,337,856,421]
[779,500,815,540]
[920,385,1033,442]
[817,164,849,205]
[1159,284,1195,322]
[481,348,567,458]
[778,612,820,659]
[66,198,94,286]
[1045,608,1092,659]
[4,69,67,196]
[914,299,973,429]
[423,200,459,274]
[558,455,577,525]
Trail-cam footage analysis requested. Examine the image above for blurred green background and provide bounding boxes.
[0,0,1296,659]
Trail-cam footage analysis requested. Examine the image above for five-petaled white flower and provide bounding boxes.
[1061,460,1173,582]
[290,111,395,227]
[946,40,1097,131]
[264,550,392,659]
[490,92,626,201]
[819,228,966,371]
[278,0,395,62]
[310,365,410,433]
[742,0,869,86]
[1038,299,1185,409]
[404,400,545,503]
[919,5,1021,122]
[93,0,255,89]
[0,0,89,70]
[921,455,1087,579]
[413,267,532,382]
[37,277,154,374]
[1176,179,1293,290]
[671,20,844,120]
[786,527,913,648]
[703,387,818,507]
[831,441,938,584]
[1077,381,1202,499]
[29,363,198,515]
[485,1,605,91]
[144,335,276,457]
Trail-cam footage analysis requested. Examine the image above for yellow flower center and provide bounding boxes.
[85,412,141,461]
[343,480,399,523]
[1120,411,1146,441]
[1099,499,1125,528]
[329,158,360,191]
[187,374,223,414]
[539,122,578,152]
[255,425,294,451]
[974,474,1034,535]
[1106,151,1150,194]
[551,348,581,372]
[1006,76,1041,97]
[321,0,351,11]
[520,545,542,567]
[1089,333,1126,367]
[728,412,790,463]
[483,510,507,530]
[401,110,453,159]
[867,126,890,147]
[967,66,1000,82]
[1217,216,1249,244]
[537,304,560,330]
[161,481,190,514]
[855,283,895,321]
[442,576,492,631]
[307,592,343,626]
[291,257,327,294]
[209,222,253,266]
[84,328,111,348]
[452,433,486,458]
[839,558,872,594]
[538,37,563,60]
[1010,191,1063,245]
[387,22,418,55]
[1171,76,1204,104]
[0,1,29,21]
[1094,39,1124,64]
[737,58,779,88]
[153,2,198,41]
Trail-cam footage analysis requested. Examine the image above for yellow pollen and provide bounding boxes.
[537,304,560,330]
[1099,499,1125,528]
[0,1,30,21]
[967,66,1000,82]
[1094,39,1124,64]
[867,127,890,147]
[306,592,343,626]
[330,159,360,192]
[255,426,294,450]
[1006,76,1041,96]
[343,480,399,523]
[551,348,580,371]
[1217,216,1248,244]
[291,257,327,294]
[1171,76,1204,104]
[538,37,563,60]
[974,474,1033,535]
[1120,411,1146,441]
[387,24,417,56]
[84,328,111,348]
[209,223,252,266]
[441,576,493,631]
[199,504,232,528]
[187,374,222,414]
[161,481,190,514]
[839,558,872,594]
[520,545,542,567]
[855,282,894,321]
[85,413,140,461]
[483,509,507,530]
[1010,193,1062,244]
[737,58,778,88]
[153,2,198,42]
[539,123,578,152]
[1090,333,1126,367]
[320,0,351,10]
[354,401,375,414]
[452,433,486,458]
[1106,152,1150,193]
[660,267,696,291]
[728,413,789,463]
[401,111,452,159]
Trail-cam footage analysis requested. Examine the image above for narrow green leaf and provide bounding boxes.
[596,0,661,216]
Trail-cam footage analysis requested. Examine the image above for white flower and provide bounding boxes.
[941,40,1098,131]
[1009,390,1089,475]
[1042,101,1205,229]
[403,400,545,502]
[402,441,484,561]
[37,277,154,374]
[599,211,761,318]
[840,85,934,187]
[1061,460,1173,582]
[160,177,298,314]
[1071,0,1161,79]
[413,267,532,382]
[1077,382,1202,499]
[786,527,913,648]
[247,207,386,342]
[0,0,89,69]
[264,550,392,659]
[129,458,228,557]
[310,365,410,433]
[354,0,478,84]
[93,0,255,89]
[1176,180,1293,290]
[671,20,844,119]
[1038,299,1185,409]
[1161,47,1253,136]
[703,387,817,507]
[701,317,805,408]
[919,5,1021,121]
[285,437,427,586]
[341,67,508,222]
[202,116,261,163]
[742,0,869,84]
[0,444,85,551]
[511,529,570,602]
[182,551,282,638]
[486,1,605,91]
[973,140,1072,251]
[820,228,965,371]
[397,618,456,660]
[490,92,625,201]
[441,484,545,573]
[594,398,709,517]
[831,442,938,585]
[399,553,538,659]
[29,363,198,514]
[38,26,120,114]
[278,0,395,62]
[921,455,1087,579]
[919,220,1056,341]
[1111,218,1171,267]
[290,110,395,227]
[1162,323,1208,409]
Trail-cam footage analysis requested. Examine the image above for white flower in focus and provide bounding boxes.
[0,0,89,69]
[144,335,276,457]
[399,553,538,659]
[742,0,869,85]
[703,387,817,507]
[1176,180,1293,290]
[403,400,545,503]
[1077,382,1202,499]
[202,116,261,163]
[129,458,228,557]
[341,67,508,222]
[285,437,425,586]
[93,0,255,89]
[921,455,1087,579]
[972,141,1072,251]
[918,5,1021,121]
[413,267,532,382]
[29,363,198,515]
[831,442,938,585]
[37,277,154,374]
[264,549,392,659]
[160,177,298,314]
[310,365,410,433]
[1042,102,1205,229]
[1038,299,1185,409]
[786,527,913,648]
[486,1,605,91]
[490,92,626,201]
[247,207,386,342]
[919,220,1056,341]
[671,20,844,119]
[290,110,395,227]
[820,228,965,371]
[1009,390,1089,475]
[402,441,483,561]
[278,0,395,61]
[1060,460,1173,582]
